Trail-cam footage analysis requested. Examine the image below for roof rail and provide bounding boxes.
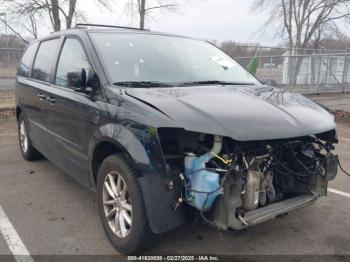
[74,23,150,31]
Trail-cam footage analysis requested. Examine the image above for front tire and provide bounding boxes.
[97,154,155,255]
[17,114,41,161]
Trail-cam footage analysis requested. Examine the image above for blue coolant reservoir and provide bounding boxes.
[185,153,221,211]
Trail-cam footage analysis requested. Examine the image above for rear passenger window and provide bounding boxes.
[18,42,39,77]
[55,38,90,88]
[32,39,60,82]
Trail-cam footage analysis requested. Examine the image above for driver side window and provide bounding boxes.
[55,38,90,88]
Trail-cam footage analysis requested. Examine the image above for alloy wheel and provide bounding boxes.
[102,171,132,238]
[19,120,28,153]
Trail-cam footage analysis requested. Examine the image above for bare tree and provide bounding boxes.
[321,31,350,49]
[24,11,39,39]
[45,0,78,31]
[253,0,350,84]
[47,0,112,31]
[0,0,42,41]
[127,0,179,29]
[0,17,29,44]
[252,0,350,49]
[0,0,112,42]
[49,0,62,31]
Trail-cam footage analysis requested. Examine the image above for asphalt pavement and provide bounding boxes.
[0,79,15,91]
[0,118,350,261]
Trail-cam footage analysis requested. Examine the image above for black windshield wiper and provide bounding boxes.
[177,80,256,86]
[113,81,175,88]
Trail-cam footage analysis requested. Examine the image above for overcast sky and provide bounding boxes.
[81,0,275,45]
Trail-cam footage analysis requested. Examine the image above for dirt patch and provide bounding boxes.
[333,110,350,119]
[0,90,15,119]
[0,107,15,119]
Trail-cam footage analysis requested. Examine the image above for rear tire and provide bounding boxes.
[17,114,42,161]
[97,154,155,255]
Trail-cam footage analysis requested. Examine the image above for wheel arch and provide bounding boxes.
[88,123,186,234]
[16,105,22,121]
[90,139,139,187]
[88,123,154,188]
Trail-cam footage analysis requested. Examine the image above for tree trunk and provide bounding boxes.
[66,0,77,29]
[51,0,61,31]
[291,55,304,86]
[139,0,146,29]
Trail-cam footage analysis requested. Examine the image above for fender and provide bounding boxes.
[88,122,186,233]
[15,95,32,135]
[15,80,25,121]
[88,123,154,175]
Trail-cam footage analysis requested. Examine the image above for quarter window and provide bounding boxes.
[32,39,60,82]
[18,42,39,77]
[55,38,90,88]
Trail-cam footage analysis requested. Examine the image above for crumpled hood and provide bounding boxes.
[124,85,335,141]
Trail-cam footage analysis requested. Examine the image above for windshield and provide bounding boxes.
[90,32,261,86]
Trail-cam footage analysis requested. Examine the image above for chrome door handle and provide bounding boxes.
[46,97,56,104]
[37,94,46,101]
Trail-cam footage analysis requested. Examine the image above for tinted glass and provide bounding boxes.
[18,42,39,77]
[55,38,90,88]
[32,39,60,82]
[90,33,260,85]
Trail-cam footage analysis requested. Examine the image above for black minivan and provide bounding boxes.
[16,24,338,255]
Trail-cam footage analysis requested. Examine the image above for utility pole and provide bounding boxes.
[0,12,9,60]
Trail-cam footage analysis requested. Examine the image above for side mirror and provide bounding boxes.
[67,68,87,92]
[67,69,100,99]
[86,72,101,99]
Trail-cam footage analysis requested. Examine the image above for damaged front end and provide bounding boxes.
[158,128,338,230]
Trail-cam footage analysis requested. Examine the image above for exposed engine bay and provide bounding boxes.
[158,128,339,230]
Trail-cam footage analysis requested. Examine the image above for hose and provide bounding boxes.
[338,158,350,177]
[200,195,215,225]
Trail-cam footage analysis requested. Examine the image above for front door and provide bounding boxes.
[46,37,93,184]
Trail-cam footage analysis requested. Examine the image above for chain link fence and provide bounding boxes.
[0,47,23,90]
[1,46,350,94]
[235,47,350,93]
